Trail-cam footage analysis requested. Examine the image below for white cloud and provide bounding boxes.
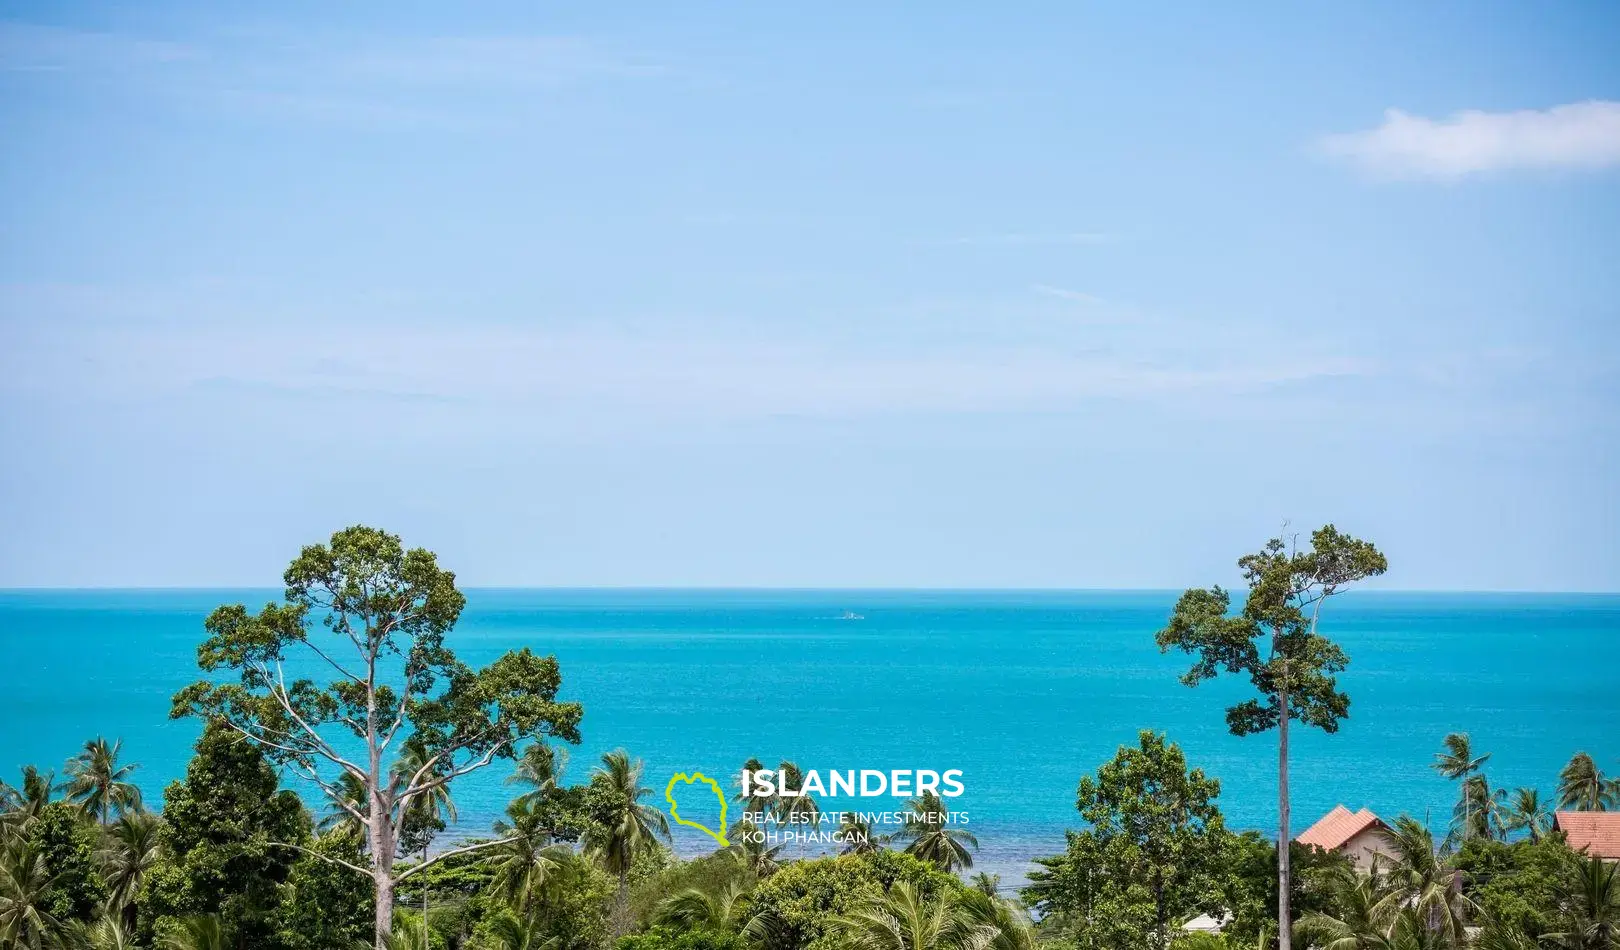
[1318,100,1620,178]
[1031,284,1103,305]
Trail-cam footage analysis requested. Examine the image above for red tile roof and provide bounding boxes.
[1296,805,1386,851]
[1555,812,1620,860]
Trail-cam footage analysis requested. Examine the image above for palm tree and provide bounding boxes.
[725,818,786,878]
[394,739,455,950]
[581,749,670,936]
[774,760,822,851]
[489,798,572,914]
[367,911,433,950]
[1431,733,1490,843]
[99,810,165,927]
[829,880,999,950]
[1373,817,1474,947]
[1542,850,1618,950]
[507,743,567,807]
[891,790,978,872]
[0,840,68,949]
[956,887,1037,950]
[1557,753,1616,812]
[1385,909,1453,950]
[479,909,557,950]
[1449,775,1506,845]
[839,813,882,855]
[65,738,142,825]
[1,767,62,834]
[158,914,230,950]
[1473,921,1539,950]
[1501,788,1553,843]
[78,916,139,950]
[656,877,751,931]
[318,771,369,840]
[1294,863,1397,949]
[734,757,774,819]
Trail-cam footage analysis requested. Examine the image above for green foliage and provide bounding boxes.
[140,722,309,948]
[619,925,749,950]
[1156,525,1386,739]
[26,801,106,925]
[99,810,165,927]
[633,848,750,932]
[890,790,978,872]
[64,737,143,825]
[273,829,373,950]
[1455,835,1573,938]
[1043,730,1228,950]
[470,857,616,950]
[744,850,961,950]
[167,525,587,944]
[1217,832,1349,947]
[1557,752,1618,812]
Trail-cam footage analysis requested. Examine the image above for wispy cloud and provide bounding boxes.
[0,20,664,127]
[1031,284,1104,305]
[339,36,663,85]
[1318,101,1620,179]
[1,314,1372,424]
[0,20,195,71]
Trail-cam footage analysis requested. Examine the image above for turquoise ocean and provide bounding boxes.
[2,589,1616,882]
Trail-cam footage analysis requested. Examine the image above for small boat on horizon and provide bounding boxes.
[837,610,865,621]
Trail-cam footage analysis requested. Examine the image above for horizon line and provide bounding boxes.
[2,584,1618,596]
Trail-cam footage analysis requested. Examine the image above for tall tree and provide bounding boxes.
[1155,524,1386,950]
[170,525,584,947]
[1433,733,1492,842]
[582,749,670,937]
[65,738,143,826]
[1557,753,1617,812]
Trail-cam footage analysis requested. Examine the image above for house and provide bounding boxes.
[1296,805,1391,869]
[1181,913,1228,934]
[1553,811,1620,861]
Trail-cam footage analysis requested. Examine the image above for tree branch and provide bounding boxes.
[392,836,523,884]
[270,841,373,877]
[266,660,368,781]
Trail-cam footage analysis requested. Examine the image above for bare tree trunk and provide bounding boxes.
[1277,682,1291,950]
[370,745,396,947]
[374,865,395,949]
[613,872,631,938]
[422,844,430,950]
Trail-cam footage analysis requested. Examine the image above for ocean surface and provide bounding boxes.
[2,589,1616,883]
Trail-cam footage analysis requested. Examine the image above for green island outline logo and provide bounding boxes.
[665,771,730,846]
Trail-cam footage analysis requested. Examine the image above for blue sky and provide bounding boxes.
[1,1,1617,590]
